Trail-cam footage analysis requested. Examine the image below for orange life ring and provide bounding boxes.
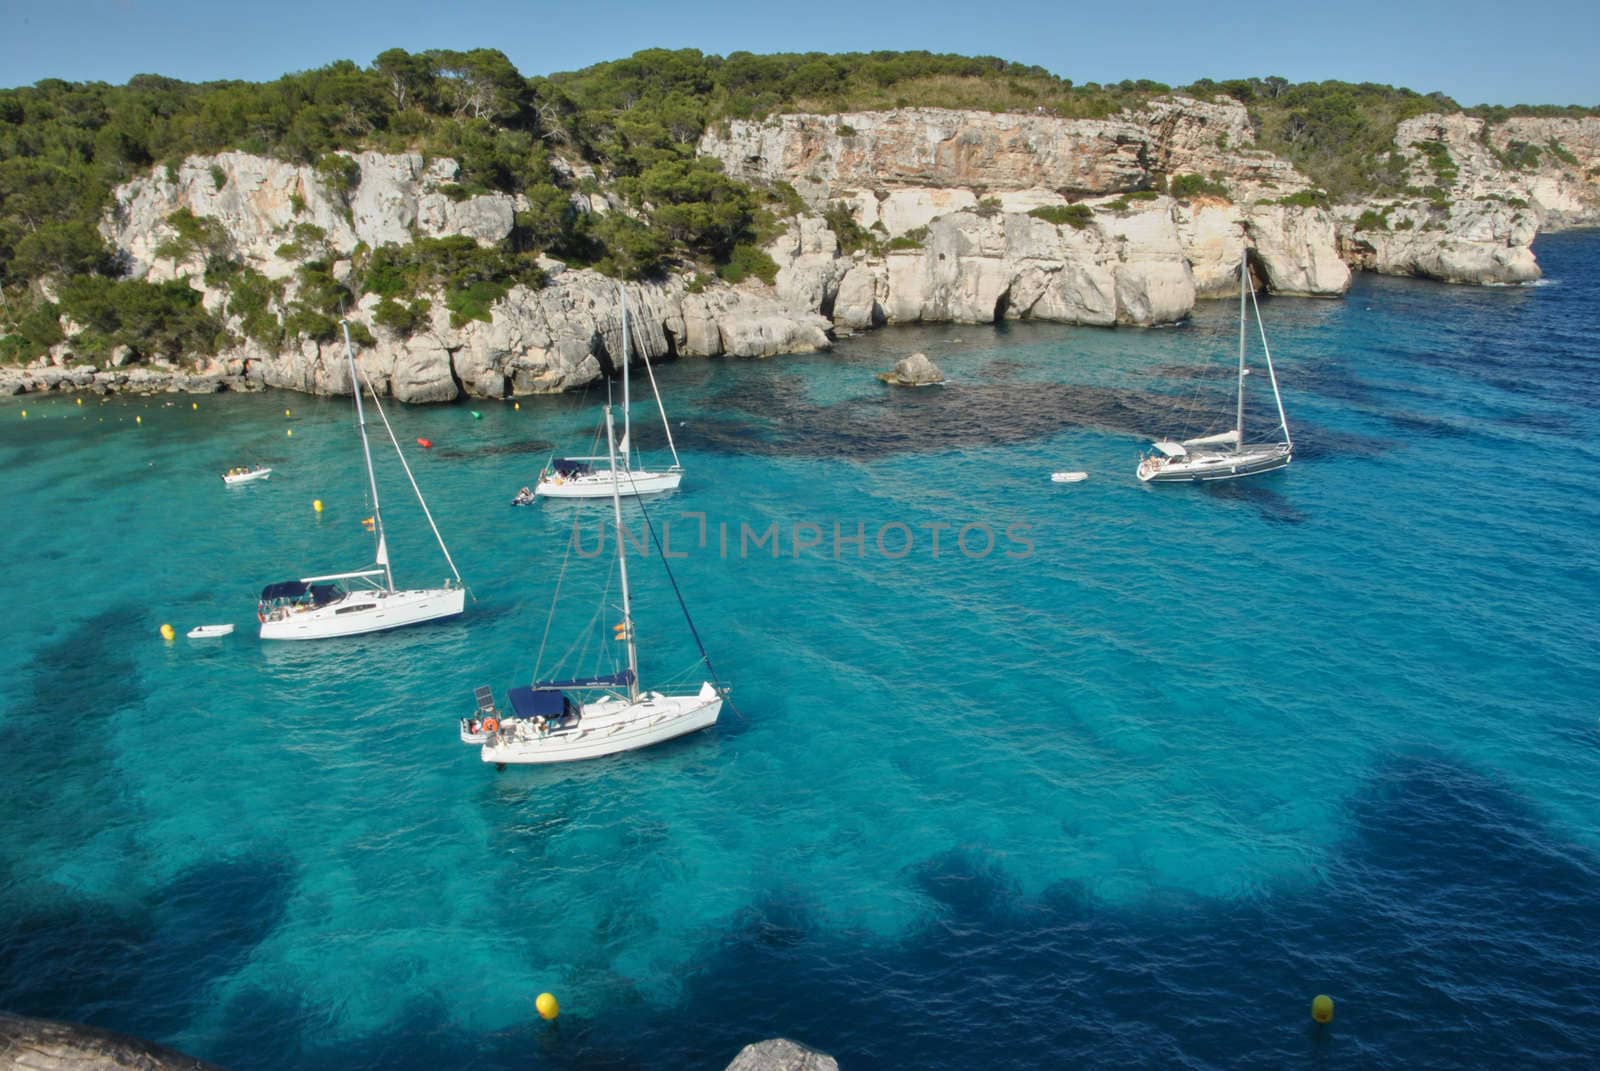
[482,717,499,734]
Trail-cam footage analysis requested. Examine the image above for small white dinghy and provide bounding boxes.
[1051,471,1089,483]
[186,624,235,639]
[223,466,272,485]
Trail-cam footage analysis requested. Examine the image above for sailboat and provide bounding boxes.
[257,321,467,640]
[1137,248,1293,483]
[468,405,723,764]
[535,286,682,498]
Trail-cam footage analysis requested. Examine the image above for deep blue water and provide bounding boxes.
[3,232,1598,1070]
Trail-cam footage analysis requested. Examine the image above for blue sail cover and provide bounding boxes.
[534,670,634,690]
[551,458,592,477]
[259,580,309,601]
[508,687,567,718]
[259,581,344,603]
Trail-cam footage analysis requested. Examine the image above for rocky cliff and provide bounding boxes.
[9,97,1597,403]
[1333,113,1600,283]
[704,97,1352,328]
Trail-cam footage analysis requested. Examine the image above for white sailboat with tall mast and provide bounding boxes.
[258,321,467,640]
[468,405,722,764]
[1137,247,1293,483]
[535,286,683,498]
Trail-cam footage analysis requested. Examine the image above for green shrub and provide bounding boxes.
[444,279,509,326]
[0,300,65,363]
[1547,139,1579,166]
[716,243,779,284]
[55,276,225,362]
[1415,141,1458,187]
[153,207,230,265]
[1353,209,1389,231]
[1168,173,1230,200]
[975,197,1003,218]
[885,225,928,250]
[1028,204,1094,228]
[1495,140,1542,170]
[822,201,873,254]
[1272,189,1330,208]
[1127,189,1160,201]
[315,153,362,199]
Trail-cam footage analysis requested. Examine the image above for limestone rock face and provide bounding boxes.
[724,1038,840,1071]
[55,100,1597,404]
[1327,112,1600,283]
[1336,199,1541,284]
[105,151,515,286]
[1243,204,1352,296]
[702,109,1149,203]
[705,100,1349,322]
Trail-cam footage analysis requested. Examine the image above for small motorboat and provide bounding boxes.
[1051,471,1089,483]
[223,466,272,485]
[510,487,535,506]
[187,624,235,639]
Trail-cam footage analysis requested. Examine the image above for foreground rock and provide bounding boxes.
[877,351,945,386]
[0,1012,229,1070]
[725,1038,840,1071]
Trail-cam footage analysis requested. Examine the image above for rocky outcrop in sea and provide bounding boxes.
[7,97,1596,402]
[0,1013,836,1071]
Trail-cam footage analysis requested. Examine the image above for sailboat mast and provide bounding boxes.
[342,320,393,591]
[1235,249,1248,448]
[620,284,632,470]
[605,406,640,702]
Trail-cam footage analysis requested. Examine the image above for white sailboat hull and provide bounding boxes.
[259,586,465,640]
[1138,444,1292,483]
[535,468,682,499]
[480,683,722,764]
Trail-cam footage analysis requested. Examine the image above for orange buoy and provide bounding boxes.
[417,437,433,449]
[482,717,500,734]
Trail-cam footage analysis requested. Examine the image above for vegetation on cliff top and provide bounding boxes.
[3,48,1595,364]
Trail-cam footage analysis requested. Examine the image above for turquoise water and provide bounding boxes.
[3,232,1598,1069]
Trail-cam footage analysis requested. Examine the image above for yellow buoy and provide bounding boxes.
[287,428,293,437]
[136,415,142,424]
[21,409,27,418]
[1311,994,1334,1024]
[160,624,176,641]
[285,408,292,418]
[76,398,83,406]
[535,993,559,1021]
[192,402,198,410]
[313,499,324,513]
[514,401,520,410]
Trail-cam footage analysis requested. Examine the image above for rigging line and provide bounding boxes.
[628,478,746,722]
[626,303,682,469]
[533,512,579,681]
[1247,276,1292,447]
[356,365,466,589]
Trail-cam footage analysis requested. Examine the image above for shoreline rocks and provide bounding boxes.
[8,100,1594,404]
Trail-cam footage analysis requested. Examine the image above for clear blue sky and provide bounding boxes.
[2,0,1596,106]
